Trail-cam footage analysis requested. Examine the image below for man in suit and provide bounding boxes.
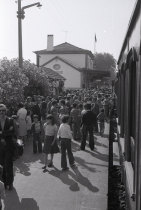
[32,96,42,121]
[0,104,15,190]
[80,103,97,151]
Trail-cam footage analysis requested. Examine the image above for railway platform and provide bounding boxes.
[3,124,109,210]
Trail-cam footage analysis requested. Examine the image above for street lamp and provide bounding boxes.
[17,0,42,68]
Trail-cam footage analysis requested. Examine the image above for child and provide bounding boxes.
[26,110,32,141]
[31,115,42,154]
[97,109,105,136]
[58,115,76,171]
[59,100,69,124]
[50,100,59,126]
[42,115,59,170]
[0,165,5,210]
[70,103,81,140]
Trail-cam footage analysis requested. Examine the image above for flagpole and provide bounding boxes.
[94,33,97,54]
[93,34,97,70]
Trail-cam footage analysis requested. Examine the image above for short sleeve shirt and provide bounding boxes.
[44,123,58,136]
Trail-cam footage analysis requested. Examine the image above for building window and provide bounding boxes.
[53,64,61,70]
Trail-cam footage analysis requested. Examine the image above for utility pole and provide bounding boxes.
[17,0,23,68]
[17,0,42,68]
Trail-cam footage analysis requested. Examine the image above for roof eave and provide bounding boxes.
[33,50,94,59]
[117,0,140,64]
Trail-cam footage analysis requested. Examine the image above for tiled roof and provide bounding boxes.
[34,42,94,59]
[42,67,65,80]
[54,42,88,52]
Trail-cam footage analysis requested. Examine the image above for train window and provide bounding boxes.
[118,48,138,167]
[129,59,136,168]
[130,60,136,139]
[125,48,137,167]
[119,64,125,138]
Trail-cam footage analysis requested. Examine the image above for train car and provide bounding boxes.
[116,0,141,210]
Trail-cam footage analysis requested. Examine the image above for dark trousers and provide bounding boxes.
[33,133,42,153]
[94,120,98,132]
[60,138,75,169]
[1,150,14,186]
[72,122,81,140]
[81,125,94,150]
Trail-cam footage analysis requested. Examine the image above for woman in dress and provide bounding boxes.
[17,103,27,145]
[42,115,59,170]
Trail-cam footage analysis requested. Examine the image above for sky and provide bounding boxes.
[0,0,136,63]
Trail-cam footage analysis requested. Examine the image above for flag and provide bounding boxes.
[95,34,97,42]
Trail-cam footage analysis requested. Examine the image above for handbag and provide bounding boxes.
[16,139,24,157]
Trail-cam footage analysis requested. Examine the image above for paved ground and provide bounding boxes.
[3,124,109,210]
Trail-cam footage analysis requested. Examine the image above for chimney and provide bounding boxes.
[47,35,54,51]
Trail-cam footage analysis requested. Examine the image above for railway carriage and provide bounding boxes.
[117,0,141,209]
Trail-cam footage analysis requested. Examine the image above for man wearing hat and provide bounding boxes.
[0,104,15,190]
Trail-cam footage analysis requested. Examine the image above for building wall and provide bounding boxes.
[44,59,81,89]
[39,53,86,69]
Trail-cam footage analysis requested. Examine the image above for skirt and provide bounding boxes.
[43,136,60,154]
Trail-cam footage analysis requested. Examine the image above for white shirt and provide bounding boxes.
[17,108,27,120]
[58,123,73,139]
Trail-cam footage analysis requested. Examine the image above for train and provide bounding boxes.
[116,0,141,209]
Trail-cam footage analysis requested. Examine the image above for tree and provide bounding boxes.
[0,57,29,106]
[0,58,51,107]
[21,59,50,97]
[95,53,116,70]
[94,53,117,81]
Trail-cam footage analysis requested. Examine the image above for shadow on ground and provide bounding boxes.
[48,166,99,193]
[14,142,44,176]
[4,188,39,210]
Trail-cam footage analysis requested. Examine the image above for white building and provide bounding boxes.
[34,35,96,89]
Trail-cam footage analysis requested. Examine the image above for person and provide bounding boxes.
[81,103,96,151]
[11,115,20,160]
[70,103,81,140]
[102,95,110,121]
[46,97,52,114]
[26,110,32,141]
[59,100,69,118]
[50,100,59,126]
[92,98,99,133]
[65,96,71,114]
[24,96,33,113]
[17,102,27,145]
[0,104,15,190]
[32,96,42,121]
[58,115,76,171]
[11,115,19,138]
[31,115,42,154]
[81,103,87,115]
[40,99,47,121]
[97,109,105,136]
[42,115,59,170]
[0,165,5,210]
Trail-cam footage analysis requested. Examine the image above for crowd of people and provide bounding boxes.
[0,86,115,210]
